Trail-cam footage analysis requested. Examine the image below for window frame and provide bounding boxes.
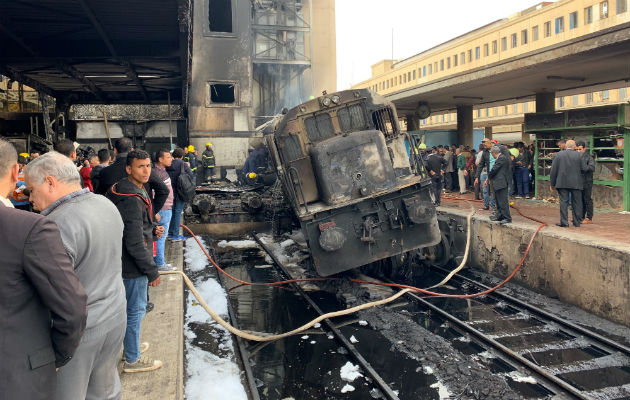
[544,21,552,37]
[206,80,239,107]
[511,33,517,48]
[204,0,237,37]
[555,16,564,34]
[532,25,539,41]
[600,1,609,18]
[501,36,507,51]
[483,43,489,57]
[521,29,528,45]
[569,11,578,29]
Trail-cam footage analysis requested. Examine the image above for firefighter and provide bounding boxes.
[183,145,198,183]
[201,142,215,183]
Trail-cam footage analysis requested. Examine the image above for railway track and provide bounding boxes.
[409,266,630,400]
[206,234,630,399]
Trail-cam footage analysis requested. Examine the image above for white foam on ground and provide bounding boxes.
[183,243,247,400]
[429,381,452,399]
[341,384,355,393]
[185,347,247,400]
[280,239,295,248]
[507,371,537,384]
[217,239,258,249]
[349,335,359,343]
[358,320,368,326]
[423,365,434,374]
[184,237,210,272]
[340,362,362,382]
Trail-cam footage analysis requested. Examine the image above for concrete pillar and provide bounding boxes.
[456,105,473,147]
[406,114,419,132]
[535,92,555,113]
[484,126,493,140]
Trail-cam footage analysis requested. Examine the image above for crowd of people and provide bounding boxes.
[417,137,595,227]
[0,136,197,400]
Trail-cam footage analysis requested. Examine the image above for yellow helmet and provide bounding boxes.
[417,143,427,150]
[205,142,212,147]
[19,152,29,158]
[248,172,257,179]
[187,145,195,152]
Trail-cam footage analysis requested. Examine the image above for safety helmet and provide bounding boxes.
[418,143,427,150]
[206,142,212,147]
[19,152,29,158]
[187,145,195,152]
[248,172,257,179]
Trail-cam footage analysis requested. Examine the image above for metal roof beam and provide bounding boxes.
[77,0,152,103]
[0,65,56,97]
[55,62,105,102]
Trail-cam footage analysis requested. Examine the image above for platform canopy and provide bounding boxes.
[0,0,191,105]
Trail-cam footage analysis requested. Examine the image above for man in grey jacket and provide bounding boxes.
[550,140,589,227]
[25,152,127,400]
[0,140,87,400]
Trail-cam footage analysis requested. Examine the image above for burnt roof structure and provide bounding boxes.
[0,0,191,106]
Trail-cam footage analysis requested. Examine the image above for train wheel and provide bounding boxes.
[423,232,451,267]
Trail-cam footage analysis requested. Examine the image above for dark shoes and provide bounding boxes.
[498,219,512,224]
[555,223,569,227]
[479,206,489,211]
[489,215,501,221]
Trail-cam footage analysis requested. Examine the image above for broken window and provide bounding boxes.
[209,0,233,33]
[209,83,236,103]
[305,113,335,142]
[338,104,366,132]
[371,107,398,137]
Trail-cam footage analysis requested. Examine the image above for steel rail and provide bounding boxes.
[253,233,400,400]
[211,267,261,400]
[432,266,630,356]
[384,278,591,400]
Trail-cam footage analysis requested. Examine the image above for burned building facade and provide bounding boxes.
[187,0,336,173]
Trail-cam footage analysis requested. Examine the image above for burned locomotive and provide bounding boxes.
[266,89,441,276]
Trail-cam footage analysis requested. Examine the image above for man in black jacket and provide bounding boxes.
[0,139,87,399]
[487,146,512,223]
[95,137,169,213]
[106,150,164,373]
[550,139,588,227]
[576,141,595,224]
[425,147,447,206]
[166,147,194,241]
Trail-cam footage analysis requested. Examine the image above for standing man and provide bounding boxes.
[153,149,176,270]
[443,145,454,192]
[201,142,216,184]
[106,150,163,373]
[24,152,127,400]
[456,147,467,194]
[425,147,447,206]
[487,145,512,224]
[550,139,586,227]
[95,138,168,215]
[90,148,111,192]
[514,142,531,199]
[55,139,78,163]
[576,141,595,224]
[183,145,198,183]
[167,148,194,241]
[474,138,496,211]
[0,139,87,400]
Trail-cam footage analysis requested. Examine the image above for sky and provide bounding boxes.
[335,0,546,90]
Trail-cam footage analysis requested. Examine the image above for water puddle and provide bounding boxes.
[522,346,609,367]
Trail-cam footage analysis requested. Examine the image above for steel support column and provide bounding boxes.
[535,91,555,113]
[457,105,473,147]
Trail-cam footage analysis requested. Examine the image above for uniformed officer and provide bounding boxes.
[201,142,215,183]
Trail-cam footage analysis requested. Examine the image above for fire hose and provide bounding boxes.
[165,198,545,342]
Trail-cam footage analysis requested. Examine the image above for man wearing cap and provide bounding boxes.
[201,142,216,184]
[183,145,198,184]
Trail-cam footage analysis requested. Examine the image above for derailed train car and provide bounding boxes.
[266,89,441,276]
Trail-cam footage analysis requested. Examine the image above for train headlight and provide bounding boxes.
[318,226,346,252]
[331,95,340,104]
[322,97,332,107]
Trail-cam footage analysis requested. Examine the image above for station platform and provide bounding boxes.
[438,192,630,326]
[120,242,184,400]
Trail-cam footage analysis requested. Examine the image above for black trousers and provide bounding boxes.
[582,182,593,220]
[444,172,452,191]
[558,188,583,226]
[494,187,511,221]
[431,176,443,205]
